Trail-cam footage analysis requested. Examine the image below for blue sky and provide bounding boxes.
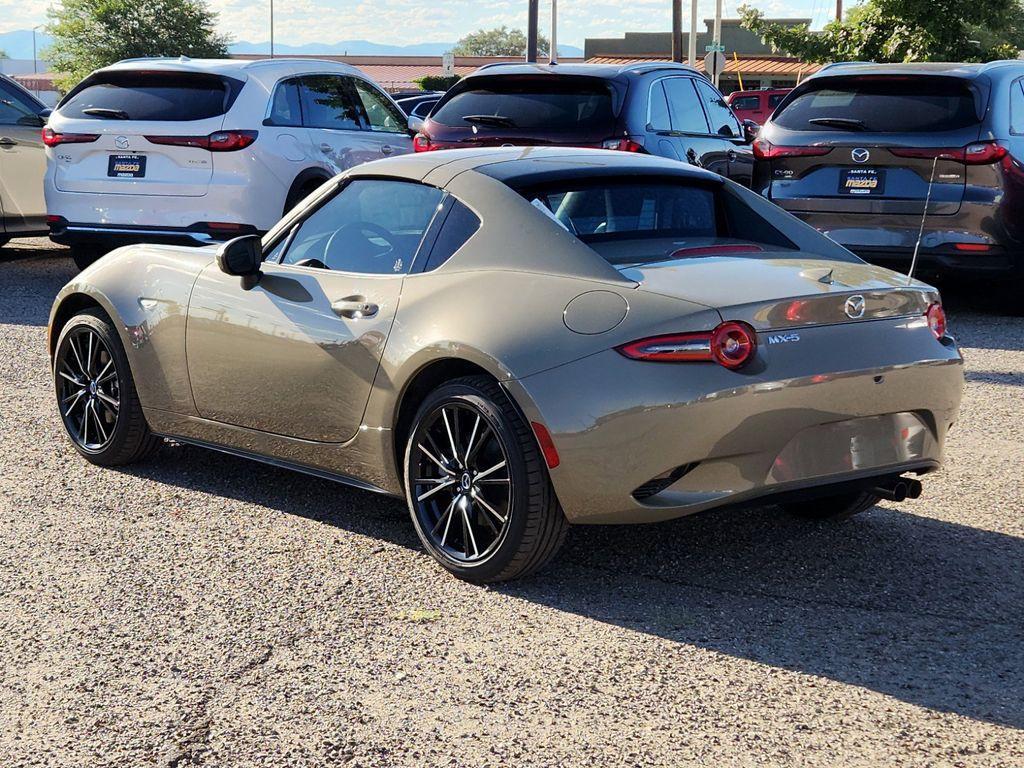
[2,0,843,47]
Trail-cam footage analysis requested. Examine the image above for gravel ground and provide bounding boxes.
[1,238,1022,768]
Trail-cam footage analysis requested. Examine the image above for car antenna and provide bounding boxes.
[907,155,940,286]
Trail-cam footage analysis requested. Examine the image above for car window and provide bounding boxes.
[431,75,617,134]
[411,100,437,119]
[0,82,42,125]
[774,77,980,132]
[1011,80,1024,135]
[420,200,481,272]
[648,81,671,131]
[768,93,787,108]
[695,80,741,138]
[730,95,760,111]
[662,78,710,134]
[281,180,444,274]
[301,75,361,131]
[351,79,405,132]
[268,79,302,126]
[60,72,241,121]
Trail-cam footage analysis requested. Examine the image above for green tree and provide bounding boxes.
[46,0,229,91]
[453,26,550,57]
[738,0,1023,63]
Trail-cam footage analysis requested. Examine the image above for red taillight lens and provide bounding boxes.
[753,138,831,160]
[616,321,758,369]
[144,130,257,151]
[953,242,991,252]
[889,141,1007,165]
[42,126,99,147]
[600,138,644,152]
[413,134,436,152]
[926,303,947,340]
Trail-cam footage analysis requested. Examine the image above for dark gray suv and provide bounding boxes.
[753,62,1024,284]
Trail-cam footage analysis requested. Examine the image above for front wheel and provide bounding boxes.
[53,309,161,465]
[404,376,568,583]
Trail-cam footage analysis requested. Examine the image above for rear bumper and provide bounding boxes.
[508,317,964,524]
[49,221,260,248]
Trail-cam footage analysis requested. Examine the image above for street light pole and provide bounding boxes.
[526,0,539,63]
[32,24,41,74]
[549,0,558,64]
[672,0,682,63]
[269,0,274,58]
[688,0,697,67]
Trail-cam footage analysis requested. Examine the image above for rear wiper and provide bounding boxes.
[82,107,130,120]
[808,117,867,131]
[463,114,517,128]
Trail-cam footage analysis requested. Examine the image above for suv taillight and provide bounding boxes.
[889,141,1007,165]
[600,138,644,152]
[752,138,832,160]
[42,127,99,147]
[144,130,258,151]
[616,321,758,369]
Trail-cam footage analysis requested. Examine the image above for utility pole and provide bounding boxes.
[550,0,558,64]
[672,0,682,63]
[688,0,697,66]
[527,0,539,63]
[836,0,843,21]
[269,0,275,58]
[713,0,723,86]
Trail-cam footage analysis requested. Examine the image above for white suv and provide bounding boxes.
[43,58,413,269]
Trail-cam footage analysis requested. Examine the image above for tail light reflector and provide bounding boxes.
[42,127,99,147]
[616,321,758,369]
[753,139,832,160]
[953,242,991,252]
[600,138,645,152]
[144,130,258,151]
[531,422,560,469]
[926,303,947,340]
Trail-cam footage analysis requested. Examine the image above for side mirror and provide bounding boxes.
[216,234,263,290]
[39,108,52,121]
[407,115,425,135]
[742,119,761,143]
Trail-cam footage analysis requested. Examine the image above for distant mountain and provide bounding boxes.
[0,30,54,60]
[228,39,586,57]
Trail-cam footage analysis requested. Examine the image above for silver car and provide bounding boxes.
[48,148,964,582]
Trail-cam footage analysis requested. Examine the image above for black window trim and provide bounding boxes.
[1010,77,1024,137]
[263,175,449,277]
[263,76,305,127]
[647,75,715,138]
[692,78,742,139]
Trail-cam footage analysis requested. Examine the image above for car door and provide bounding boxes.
[261,77,316,178]
[654,77,731,178]
[0,80,47,234]
[349,77,413,159]
[185,177,445,442]
[693,79,754,187]
[299,74,382,173]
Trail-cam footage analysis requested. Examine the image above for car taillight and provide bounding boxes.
[144,130,258,151]
[42,127,99,147]
[925,303,947,340]
[600,138,644,152]
[752,138,831,160]
[616,321,758,369]
[890,141,1007,165]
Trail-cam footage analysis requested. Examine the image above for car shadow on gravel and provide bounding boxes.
[1,244,76,327]
[121,442,1023,730]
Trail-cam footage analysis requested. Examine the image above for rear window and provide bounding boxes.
[431,76,617,133]
[523,179,796,264]
[774,77,980,133]
[60,71,243,121]
[730,95,760,111]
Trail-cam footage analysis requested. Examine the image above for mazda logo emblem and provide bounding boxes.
[115,136,130,149]
[844,294,866,319]
[851,148,870,163]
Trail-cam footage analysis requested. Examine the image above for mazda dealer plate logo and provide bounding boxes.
[851,148,870,163]
[845,294,866,319]
[115,136,130,150]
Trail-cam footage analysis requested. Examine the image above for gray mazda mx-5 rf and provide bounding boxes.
[48,148,964,582]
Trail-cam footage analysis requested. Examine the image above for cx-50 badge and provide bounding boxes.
[845,294,867,319]
[851,148,870,163]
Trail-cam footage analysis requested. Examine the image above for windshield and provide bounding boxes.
[60,71,242,121]
[774,76,980,133]
[431,76,616,133]
[525,180,797,265]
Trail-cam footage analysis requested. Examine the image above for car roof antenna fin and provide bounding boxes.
[907,155,939,286]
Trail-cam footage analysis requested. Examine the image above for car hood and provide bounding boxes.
[618,254,938,330]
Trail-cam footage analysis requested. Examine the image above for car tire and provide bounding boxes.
[404,375,568,583]
[782,490,880,520]
[53,308,161,466]
[70,244,106,271]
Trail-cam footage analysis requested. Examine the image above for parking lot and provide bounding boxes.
[1,238,1022,766]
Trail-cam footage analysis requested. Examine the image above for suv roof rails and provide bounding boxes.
[816,61,875,72]
[622,62,699,75]
[475,62,534,71]
[114,55,193,65]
